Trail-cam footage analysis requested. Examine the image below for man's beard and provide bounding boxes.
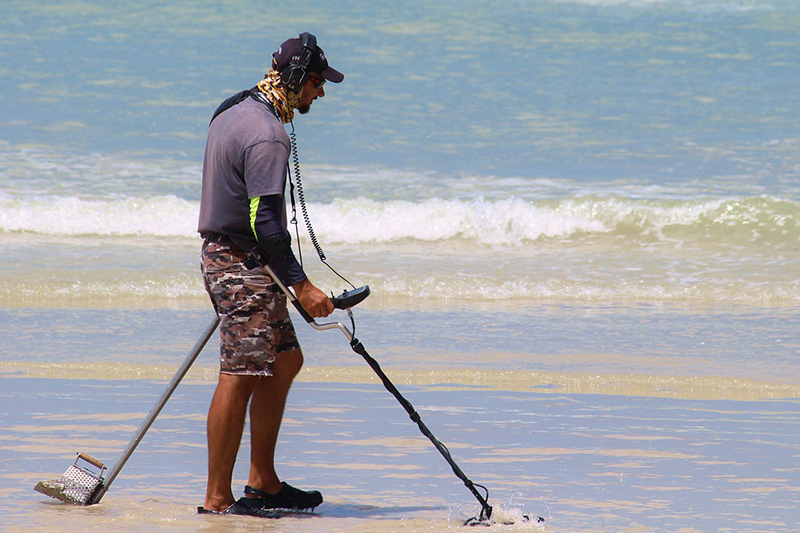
[297,103,311,114]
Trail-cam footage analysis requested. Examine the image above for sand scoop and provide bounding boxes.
[34,317,220,505]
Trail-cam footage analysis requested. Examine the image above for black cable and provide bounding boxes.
[288,123,324,261]
[288,122,355,289]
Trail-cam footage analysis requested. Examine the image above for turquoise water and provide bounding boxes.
[4,0,800,179]
[2,0,799,307]
[1,0,800,530]
[3,377,800,531]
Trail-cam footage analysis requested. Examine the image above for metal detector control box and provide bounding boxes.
[331,286,370,309]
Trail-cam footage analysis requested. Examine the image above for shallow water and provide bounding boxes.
[3,305,799,387]
[2,304,800,531]
[2,376,799,531]
[2,302,800,531]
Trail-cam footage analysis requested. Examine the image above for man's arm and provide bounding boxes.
[250,194,333,318]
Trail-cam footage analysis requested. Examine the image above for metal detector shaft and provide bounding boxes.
[347,338,493,521]
[86,316,219,504]
[262,265,493,521]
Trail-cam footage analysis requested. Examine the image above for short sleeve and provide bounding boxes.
[243,140,290,199]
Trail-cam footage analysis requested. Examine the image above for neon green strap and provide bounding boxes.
[249,196,260,241]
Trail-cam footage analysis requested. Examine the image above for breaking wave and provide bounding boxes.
[2,193,797,249]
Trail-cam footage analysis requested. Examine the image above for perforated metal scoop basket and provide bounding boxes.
[35,453,107,505]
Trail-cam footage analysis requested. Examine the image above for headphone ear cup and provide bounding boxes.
[281,66,296,91]
[281,33,316,92]
[281,64,306,92]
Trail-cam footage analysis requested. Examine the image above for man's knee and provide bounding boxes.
[216,372,261,400]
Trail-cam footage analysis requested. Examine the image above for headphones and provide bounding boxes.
[281,32,317,92]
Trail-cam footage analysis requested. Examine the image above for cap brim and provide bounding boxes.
[321,67,344,83]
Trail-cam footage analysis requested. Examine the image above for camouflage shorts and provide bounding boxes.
[201,237,300,376]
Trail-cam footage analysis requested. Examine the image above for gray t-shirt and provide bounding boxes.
[197,97,290,251]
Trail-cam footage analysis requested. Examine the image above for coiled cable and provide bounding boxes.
[288,122,355,289]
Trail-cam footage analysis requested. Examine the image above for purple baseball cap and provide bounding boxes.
[273,35,344,83]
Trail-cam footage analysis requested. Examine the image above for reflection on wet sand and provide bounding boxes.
[4,361,799,401]
[2,375,799,531]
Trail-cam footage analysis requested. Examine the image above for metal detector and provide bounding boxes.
[261,264,541,526]
[34,317,220,505]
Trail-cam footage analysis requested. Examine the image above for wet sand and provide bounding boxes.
[2,304,799,531]
[2,371,799,531]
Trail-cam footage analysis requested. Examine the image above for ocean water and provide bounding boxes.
[1,0,799,531]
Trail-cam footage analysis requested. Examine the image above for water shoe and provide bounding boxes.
[244,483,323,510]
[197,497,281,518]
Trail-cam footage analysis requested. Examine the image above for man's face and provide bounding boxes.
[296,73,325,115]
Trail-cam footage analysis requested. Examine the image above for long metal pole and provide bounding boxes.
[86,316,220,504]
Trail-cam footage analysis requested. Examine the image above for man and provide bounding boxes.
[196,33,342,517]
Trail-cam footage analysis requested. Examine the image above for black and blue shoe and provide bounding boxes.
[244,483,323,511]
[197,496,281,518]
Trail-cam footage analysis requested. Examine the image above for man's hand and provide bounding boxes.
[292,279,334,318]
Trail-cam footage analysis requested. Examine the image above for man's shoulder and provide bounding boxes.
[211,97,290,148]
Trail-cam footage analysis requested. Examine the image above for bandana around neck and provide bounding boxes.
[256,68,300,123]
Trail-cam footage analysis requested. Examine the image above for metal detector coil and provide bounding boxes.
[35,453,106,505]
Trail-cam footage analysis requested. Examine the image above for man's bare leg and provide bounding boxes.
[246,348,304,495]
[204,373,259,511]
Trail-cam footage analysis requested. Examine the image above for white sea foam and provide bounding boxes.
[2,192,797,307]
[0,194,199,238]
[3,259,797,307]
[2,193,797,249]
[298,194,799,250]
